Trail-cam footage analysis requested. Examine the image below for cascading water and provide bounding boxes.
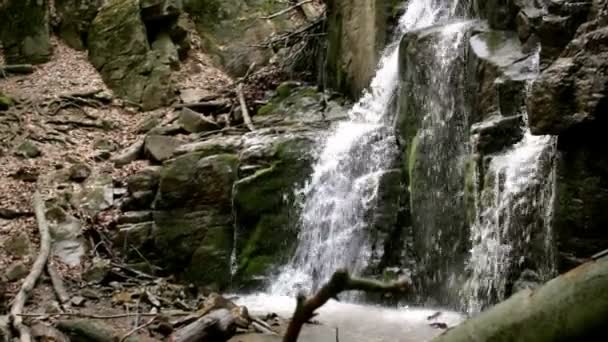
[271,0,469,296]
[462,52,558,313]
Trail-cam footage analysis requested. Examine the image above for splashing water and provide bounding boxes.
[271,0,469,296]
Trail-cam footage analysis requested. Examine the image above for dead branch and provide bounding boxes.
[283,269,412,342]
[260,0,314,20]
[10,192,52,342]
[47,263,70,310]
[119,317,156,342]
[0,64,34,77]
[18,311,190,320]
[236,84,256,131]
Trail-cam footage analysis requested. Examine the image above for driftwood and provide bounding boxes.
[283,269,412,342]
[10,192,52,342]
[0,64,33,77]
[432,255,608,342]
[236,84,256,131]
[172,309,236,342]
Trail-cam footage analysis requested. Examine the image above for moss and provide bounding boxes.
[184,225,233,288]
[0,93,14,110]
[257,102,277,116]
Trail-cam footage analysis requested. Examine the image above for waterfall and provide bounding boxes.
[270,0,468,296]
[462,53,558,313]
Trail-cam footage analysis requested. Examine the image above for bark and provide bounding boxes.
[432,256,608,342]
[10,192,52,342]
[283,269,412,342]
[172,309,236,342]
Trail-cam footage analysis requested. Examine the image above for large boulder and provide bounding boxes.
[0,0,51,64]
[153,153,239,288]
[54,0,104,50]
[88,0,176,110]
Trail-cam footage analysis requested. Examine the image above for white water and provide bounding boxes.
[463,62,558,313]
[271,0,468,296]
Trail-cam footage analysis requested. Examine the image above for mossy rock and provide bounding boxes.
[152,153,238,283]
[0,0,51,64]
[184,225,234,288]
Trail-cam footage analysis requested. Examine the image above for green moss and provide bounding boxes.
[257,102,277,116]
[0,93,14,110]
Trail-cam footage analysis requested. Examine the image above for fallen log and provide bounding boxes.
[432,255,608,342]
[237,84,256,131]
[0,64,34,77]
[283,269,412,342]
[10,192,52,342]
[172,309,236,342]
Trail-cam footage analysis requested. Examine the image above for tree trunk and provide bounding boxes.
[432,255,608,342]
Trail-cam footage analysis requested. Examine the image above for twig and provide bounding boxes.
[46,263,70,309]
[283,269,412,342]
[260,0,314,20]
[10,192,52,342]
[120,317,156,342]
[236,84,256,132]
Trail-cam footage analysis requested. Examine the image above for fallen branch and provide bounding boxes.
[171,309,236,342]
[47,263,70,309]
[10,192,52,342]
[18,311,190,319]
[260,0,314,20]
[0,64,34,77]
[236,84,255,132]
[119,317,156,342]
[283,269,412,342]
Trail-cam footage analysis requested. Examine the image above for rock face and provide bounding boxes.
[88,0,179,110]
[0,0,52,64]
[54,0,104,50]
[325,0,396,97]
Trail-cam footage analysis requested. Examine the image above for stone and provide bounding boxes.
[6,261,28,282]
[144,135,183,162]
[82,257,111,283]
[69,162,92,182]
[56,319,118,342]
[173,135,242,157]
[5,231,33,258]
[15,140,42,158]
[234,135,315,287]
[72,175,114,216]
[88,0,174,109]
[55,0,104,50]
[140,0,182,22]
[179,107,220,133]
[471,114,525,155]
[111,139,144,167]
[125,166,161,199]
[0,0,51,64]
[114,222,154,257]
[179,88,210,104]
[70,296,87,307]
[153,153,239,287]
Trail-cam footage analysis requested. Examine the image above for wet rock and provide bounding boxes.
[528,27,608,135]
[153,153,239,287]
[6,261,29,282]
[471,114,524,155]
[69,162,92,182]
[234,135,315,287]
[179,107,220,133]
[117,211,153,224]
[82,257,111,283]
[0,0,51,63]
[512,269,542,293]
[144,135,183,162]
[5,231,32,258]
[15,140,42,158]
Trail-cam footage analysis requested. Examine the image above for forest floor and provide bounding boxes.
[0,36,287,341]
